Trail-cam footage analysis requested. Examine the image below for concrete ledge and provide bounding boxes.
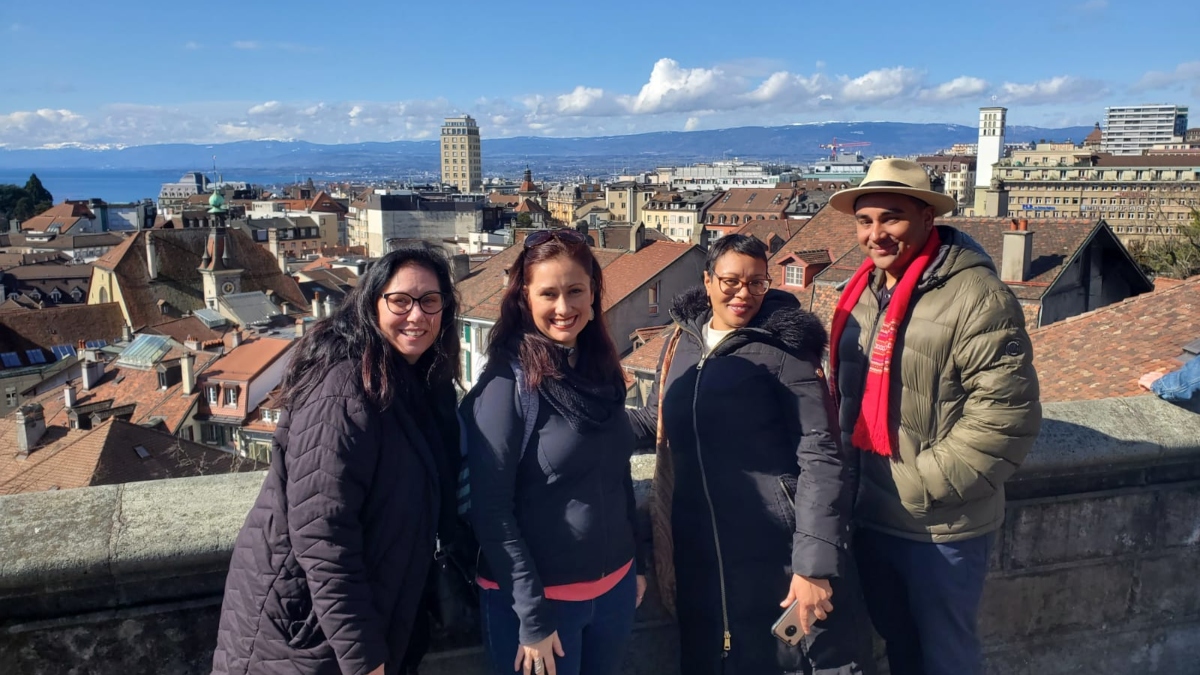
[1,396,1199,674]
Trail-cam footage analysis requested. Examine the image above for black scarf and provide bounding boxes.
[538,346,624,433]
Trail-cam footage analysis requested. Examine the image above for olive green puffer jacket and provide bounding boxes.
[835,226,1041,542]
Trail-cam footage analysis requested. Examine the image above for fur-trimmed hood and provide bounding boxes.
[670,286,827,358]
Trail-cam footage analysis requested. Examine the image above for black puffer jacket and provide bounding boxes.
[212,360,453,675]
[629,288,863,675]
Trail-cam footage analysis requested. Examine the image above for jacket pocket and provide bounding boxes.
[773,475,798,529]
[286,605,322,649]
[269,553,327,650]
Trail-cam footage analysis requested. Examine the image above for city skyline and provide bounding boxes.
[1,0,1197,148]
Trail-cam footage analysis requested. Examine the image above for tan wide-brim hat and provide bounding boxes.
[829,158,958,216]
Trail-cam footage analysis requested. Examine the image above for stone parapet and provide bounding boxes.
[2,395,1199,674]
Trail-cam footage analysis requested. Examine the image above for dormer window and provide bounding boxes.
[206,386,219,405]
[225,386,239,407]
[261,408,272,422]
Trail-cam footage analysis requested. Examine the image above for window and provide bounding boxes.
[785,265,804,286]
[225,387,239,407]
[207,386,219,405]
[648,281,661,315]
[5,392,15,407]
[202,424,223,444]
[261,408,272,422]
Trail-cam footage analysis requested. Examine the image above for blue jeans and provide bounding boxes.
[480,568,637,675]
[854,529,993,675]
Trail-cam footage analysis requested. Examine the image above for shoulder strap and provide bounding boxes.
[509,358,539,460]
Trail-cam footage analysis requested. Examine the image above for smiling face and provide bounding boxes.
[854,192,936,285]
[704,252,768,331]
[375,263,443,364]
[525,255,594,348]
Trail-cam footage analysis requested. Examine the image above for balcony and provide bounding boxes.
[2,396,1199,674]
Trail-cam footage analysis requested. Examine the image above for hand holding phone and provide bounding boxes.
[771,600,806,646]
[773,574,833,645]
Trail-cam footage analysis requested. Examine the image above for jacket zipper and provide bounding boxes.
[689,327,733,656]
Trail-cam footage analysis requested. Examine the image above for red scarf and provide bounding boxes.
[829,229,941,457]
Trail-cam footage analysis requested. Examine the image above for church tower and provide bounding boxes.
[973,106,1007,215]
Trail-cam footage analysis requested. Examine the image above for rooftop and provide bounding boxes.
[1030,276,1200,402]
[200,337,292,383]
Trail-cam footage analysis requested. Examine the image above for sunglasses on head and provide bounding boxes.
[524,228,588,249]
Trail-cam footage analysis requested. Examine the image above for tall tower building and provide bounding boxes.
[973,107,1007,215]
[1101,104,1189,155]
[440,115,482,193]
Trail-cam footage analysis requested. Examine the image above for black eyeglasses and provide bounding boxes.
[382,291,446,315]
[714,277,772,296]
[524,228,588,249]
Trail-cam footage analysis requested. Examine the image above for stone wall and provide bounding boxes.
[2,396,1199,674]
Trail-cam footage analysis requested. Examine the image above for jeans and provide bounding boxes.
[479,568,637,675]
[854,529,993,675]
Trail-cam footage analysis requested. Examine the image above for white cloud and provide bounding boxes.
[184,41,200,50]
[0,109,89,144]
[684,117,701,131]
[232,41,260,50]
[618,58,741,114]
[248,101,287,117]
[999,76,1106,104]
[555,86,622,116]
[840,67,924,104]
[919,76,990,102]
[1133,61,1200,92]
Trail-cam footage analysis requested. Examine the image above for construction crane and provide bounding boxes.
[819,137,872,160]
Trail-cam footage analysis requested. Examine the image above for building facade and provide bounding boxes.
[992,154,1200,242]
[441,115,482,193]
[347,192,501,256]
[641,191,717,243]
[1102,104,1190,155]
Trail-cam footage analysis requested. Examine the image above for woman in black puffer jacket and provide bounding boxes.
[212,244,462,675]
[628,235,875,675]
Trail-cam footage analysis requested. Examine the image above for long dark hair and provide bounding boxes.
[486,236,622,390]
[280,243,461,410]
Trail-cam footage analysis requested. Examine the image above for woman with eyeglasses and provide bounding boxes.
[628,234,874,675]
[213,244,463,675]
[460,228,647,675]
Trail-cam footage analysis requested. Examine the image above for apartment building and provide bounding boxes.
[1102,104,1189,155]
[441,115,482,193]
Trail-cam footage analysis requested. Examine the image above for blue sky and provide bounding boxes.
[1,0,1197,148]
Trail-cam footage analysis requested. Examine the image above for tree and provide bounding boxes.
[515,212,533,227]
[1128,209,1200,280]
[23,173,53,206]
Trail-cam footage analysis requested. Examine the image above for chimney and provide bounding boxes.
[81,348,105,390]
[280,300,290,316]
[502,268,511,289]
[64,384,76,409]
[451,253,471,283]
[122,324,133,342]
[146,231,158,279]
[184,334,201,351]
[295,318,306,338]
[630,222,645,252]
[323,294,334,319]
[230,331,242,349]
[1002,220,1034,284]
[268,228,286,272]
[312,291,324,320]
[15,404,47,457]
[180,351,195,396]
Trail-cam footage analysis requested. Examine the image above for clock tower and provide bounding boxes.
[198,193,243,310]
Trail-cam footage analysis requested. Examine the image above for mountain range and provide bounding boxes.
[0,122,1096,179]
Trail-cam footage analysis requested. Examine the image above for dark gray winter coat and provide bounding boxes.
[629,288,869,675]
[211,360,448,675]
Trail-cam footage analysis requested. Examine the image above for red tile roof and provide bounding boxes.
[1030,276,1200,401]
[601,241,698,311]
[622,327,672,374]
[0,416,257,495]
[0,303,127,352]
[706,188,797,218]
[92,229,309,329]
[20,201,96,234]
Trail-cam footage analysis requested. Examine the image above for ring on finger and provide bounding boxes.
[533,658,545,674]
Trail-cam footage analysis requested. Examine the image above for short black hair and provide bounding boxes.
[706,234,769,275]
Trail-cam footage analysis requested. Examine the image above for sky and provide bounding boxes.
[1,0,1197,148]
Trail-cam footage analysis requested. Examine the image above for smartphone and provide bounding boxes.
[771,599,805,647]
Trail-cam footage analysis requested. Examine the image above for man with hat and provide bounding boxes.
[827,159,1041,675]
